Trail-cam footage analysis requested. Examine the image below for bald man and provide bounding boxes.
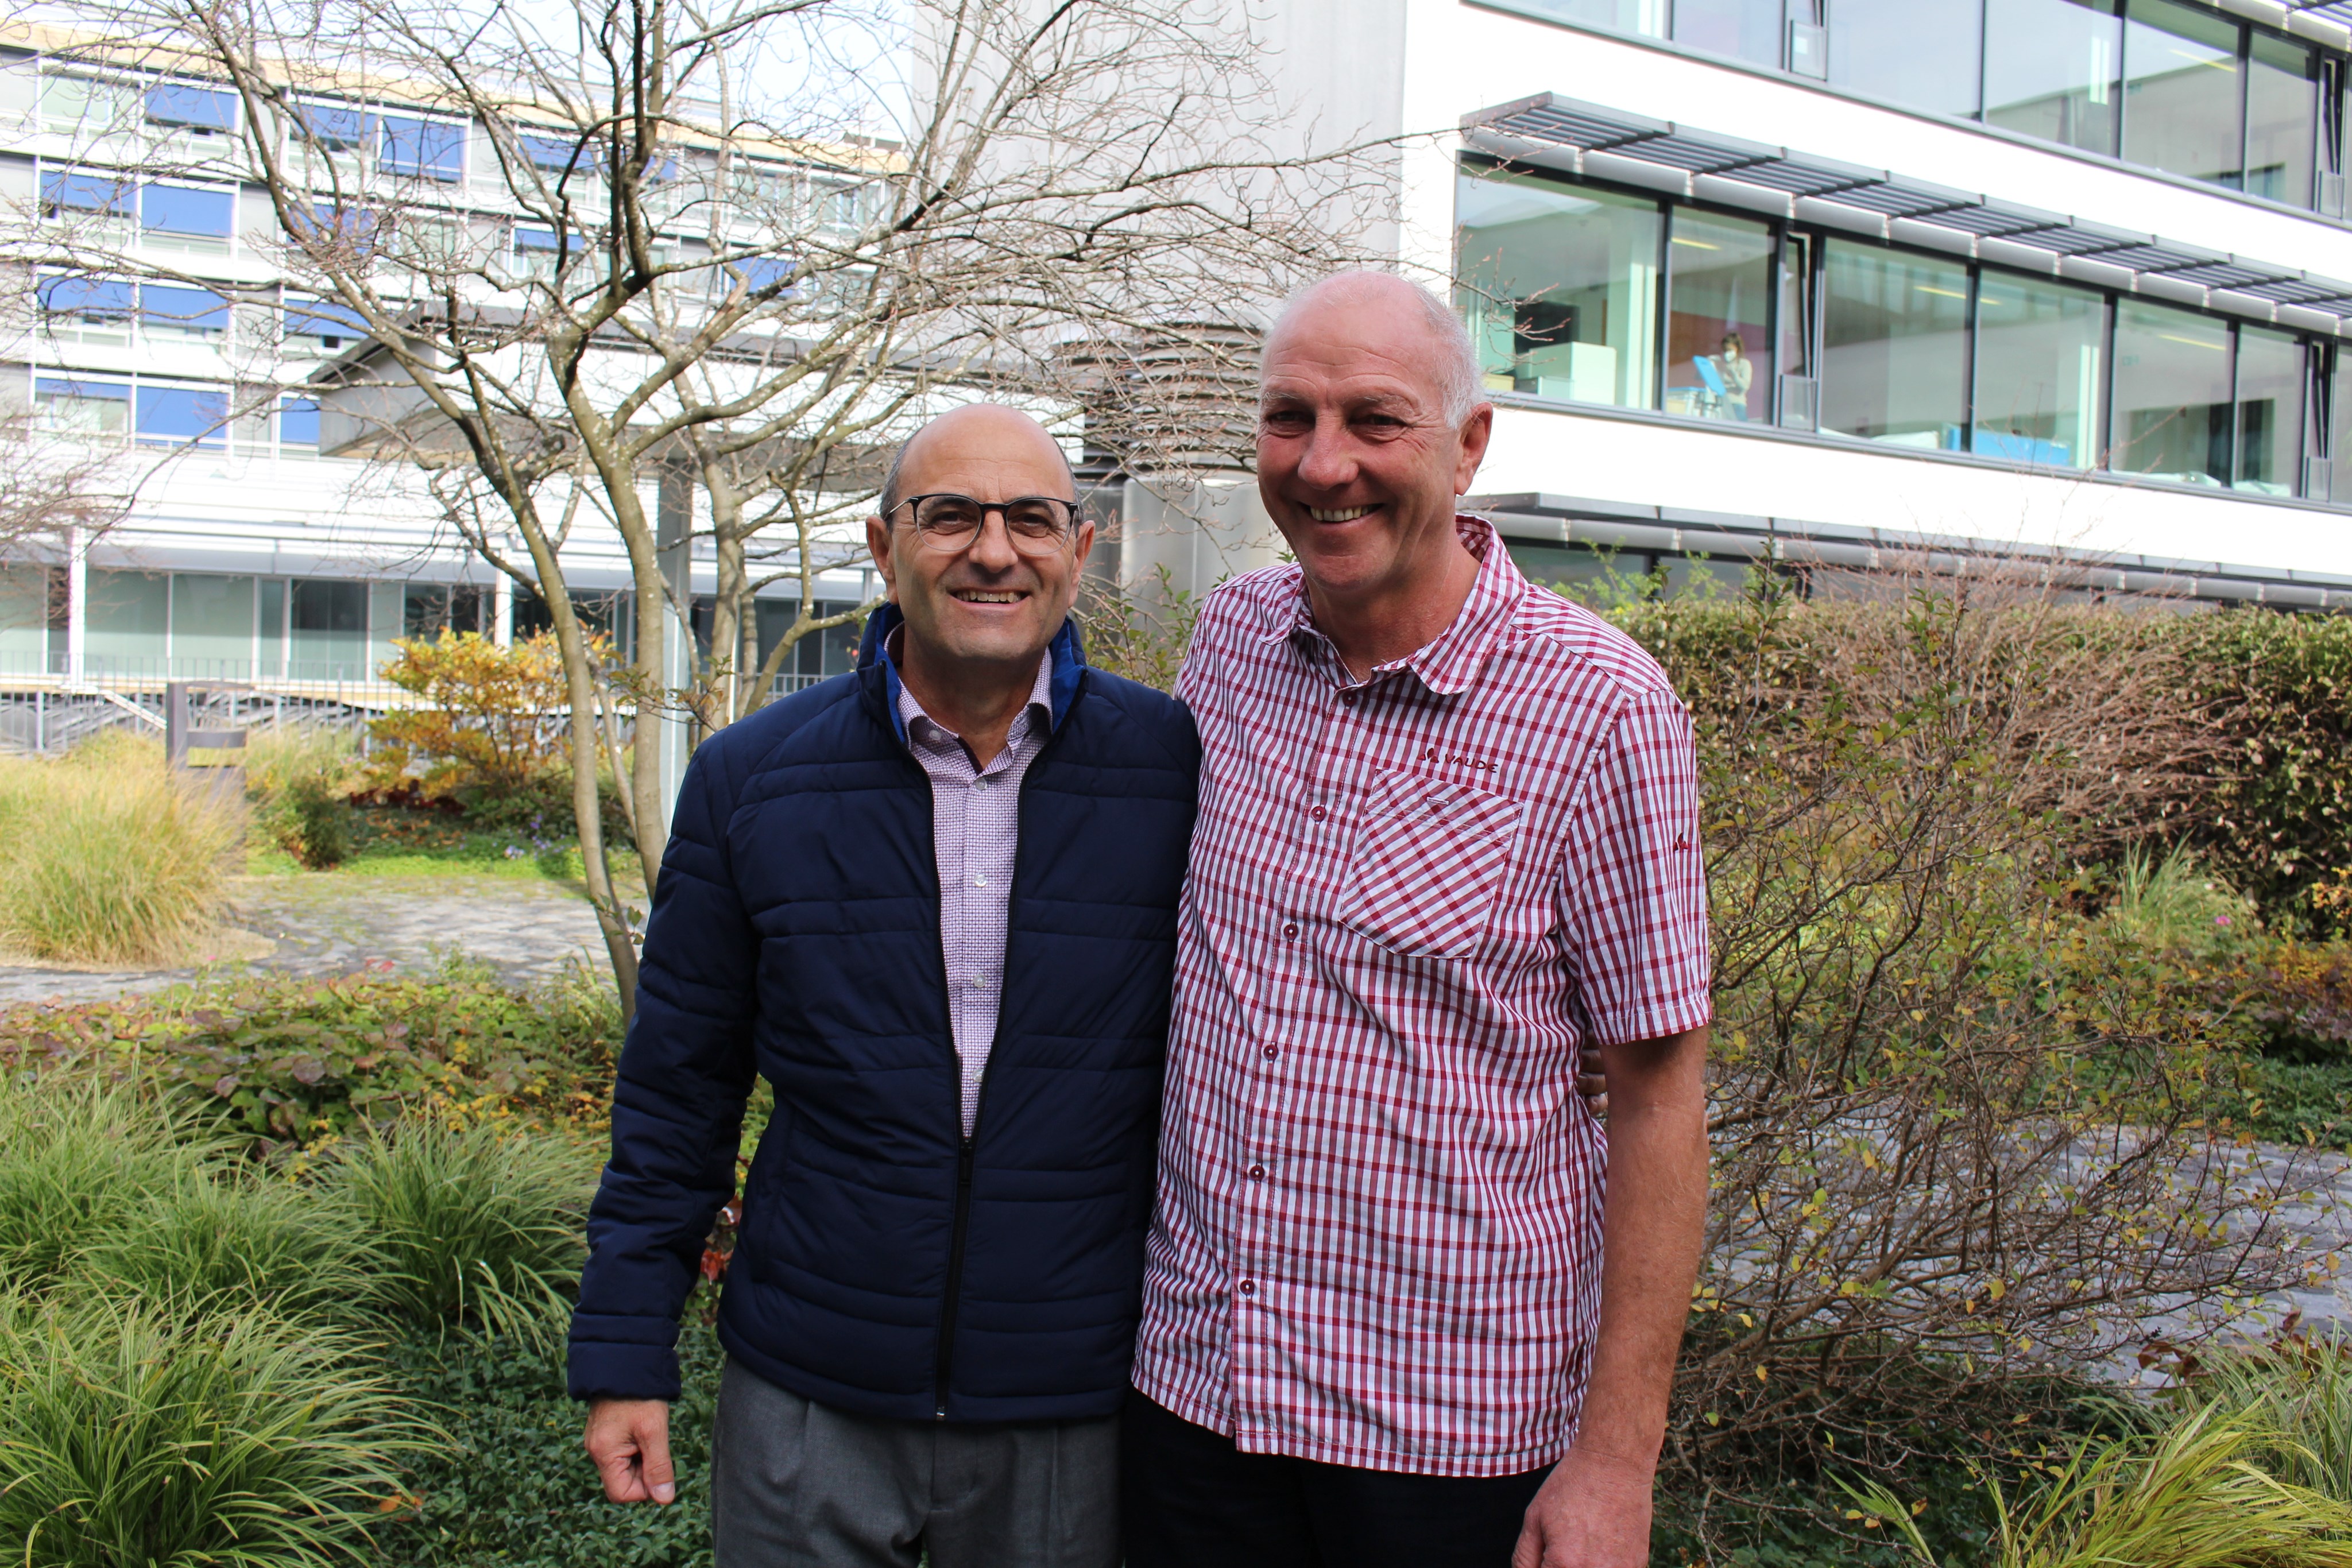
[568,404,1200,1568]
[1122,273,1712,1568]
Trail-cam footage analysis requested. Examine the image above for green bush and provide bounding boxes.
[373,1319,724,1567]
[0,740,243,965]
[246,726,361,870]
[74,1168,377,1322]
[0,1075,207,1292]
[0,962,624,1153]
[0,1292,436,1568]
[321,1117,595,1344]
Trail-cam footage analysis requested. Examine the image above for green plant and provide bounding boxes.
[0,962,624,1152]
[1847,1403,2352,1568]
[0,743,242,964]
[2106,847,2260,961]
[2179,1327,2352,1503]
[322,1117,594,1345]
[0,1291,438,1568]
[73,1168,377,1322]
[0,1074,206,1292]
[372,1316,725,1566]
[246,726,362,869]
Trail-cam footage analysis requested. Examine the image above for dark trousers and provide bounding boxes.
[1119,1389,1553,1568]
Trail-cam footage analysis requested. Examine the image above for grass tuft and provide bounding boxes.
[0,1291,438,1568]
[72,1167,379,1322]
[0,741,242,965]
[0,1074,208,1292]
[322,1115,594,1346]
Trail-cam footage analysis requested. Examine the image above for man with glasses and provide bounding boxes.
[569,403,1199,1568]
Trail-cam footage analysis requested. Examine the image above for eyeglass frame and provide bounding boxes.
[885,492,1085,555]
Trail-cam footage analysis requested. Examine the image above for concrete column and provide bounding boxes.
[492,567,513,646]
[64,525,87,684]
[654,466,695,834]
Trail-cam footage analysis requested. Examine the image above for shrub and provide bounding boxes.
[321,1117,594,1344]
[1850,1404,2352,1568]
[369,632,568,808]
[245,726,361,869]
[2179,1326,2352,1504]
[72,1169,377,1322]
[0,743,242,964]
[0,961,624,1153]
[0,1292,436,1568]
[0,1074,207,1292]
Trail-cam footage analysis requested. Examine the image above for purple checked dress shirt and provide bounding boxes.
[895,644,1055,1134]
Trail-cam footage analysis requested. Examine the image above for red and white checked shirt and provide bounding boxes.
[1131,516,1712,1477]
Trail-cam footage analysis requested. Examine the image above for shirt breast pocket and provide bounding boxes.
[1336,769,1526,959]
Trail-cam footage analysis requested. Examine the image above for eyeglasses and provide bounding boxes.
[891,493,1080,555]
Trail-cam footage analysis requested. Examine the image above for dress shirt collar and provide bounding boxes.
[1263,513,1526,698]
[886,625,1054,764]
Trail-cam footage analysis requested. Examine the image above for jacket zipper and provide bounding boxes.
[933,1132,976,1419]
[924,687,1069,1421]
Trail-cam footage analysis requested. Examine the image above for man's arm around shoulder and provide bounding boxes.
[1515,1024,1709,1568]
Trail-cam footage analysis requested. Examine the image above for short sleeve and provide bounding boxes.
[1555,687,1712,1047]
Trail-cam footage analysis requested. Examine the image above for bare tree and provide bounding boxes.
[34,0,1379,1012]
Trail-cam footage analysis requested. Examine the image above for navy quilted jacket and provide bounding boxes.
[566,606,1198,1422]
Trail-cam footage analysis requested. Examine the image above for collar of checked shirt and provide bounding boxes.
[1254,514,1523,698]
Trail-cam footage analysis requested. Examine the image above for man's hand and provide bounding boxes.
[585,1397,676,1504]
[1512,1447,1655,1568]
[1576,1042,1607,1105]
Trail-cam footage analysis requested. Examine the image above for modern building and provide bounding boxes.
[8,0,2351,754]
[1194,0,2352,608]
[0,22,879,742]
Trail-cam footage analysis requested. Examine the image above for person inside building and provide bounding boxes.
[567,403,1198,1568]
[1121,270,1714,1568]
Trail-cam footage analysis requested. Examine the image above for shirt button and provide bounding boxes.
[969,975,985,989]
[974,777,991,791]
[1238,1279,1257,1296]
[1248,1164,1266,1181]
[974,874,989,888]
[1309,804,1327,822]
[1281,922,1298,939]
[1340,691,1357,707]
[1263,1045,1279,1061]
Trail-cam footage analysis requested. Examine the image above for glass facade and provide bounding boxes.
[1533,0,2339,212]
[1665,211,1773,423]
[1820,242,1970,448]
[2111,300,2231,485]
[1456,160,2341,500]
[1828,0,1982,117]
[2121,0,2242,187]
[1457,171,1660,411]
[1972,276,2103,470]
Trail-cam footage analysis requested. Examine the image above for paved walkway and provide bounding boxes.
[0,874,610,1006]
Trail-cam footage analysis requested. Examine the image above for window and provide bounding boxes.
[295,102,370,152]
[519,130,591,171]
[1972,276,2104,469]
[1828,0,1983,117]
[1672,0,1784,68]
[84,570,167,673]
[1982,0,2121,155]
[40,73,135,134]
[140,183,234,250]
[145,82,235,133]
[140,284,231,340]
[260,579,287,676]
[40,170,132,222]
[279,397,322,450]
[1517,0,1666,36]
[136,385,229,448]
[37,277,135,343]
[2234,326,2303,496]
[1819,241,1970,449]
[289,579,367,680]
[2121,0,2243,189]
[1664,211,1772,423]
[170,575,256,676]
[1456,169,1659,411]
[2111,300,2231,485]
[403,583,485,638]
[724,254,799,297]
[2245,32,2320,206]
[34,377,129,436]
[284,299,369,355]
[377,115,464,180]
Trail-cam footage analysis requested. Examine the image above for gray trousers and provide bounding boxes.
[710,1357,1120,1568]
